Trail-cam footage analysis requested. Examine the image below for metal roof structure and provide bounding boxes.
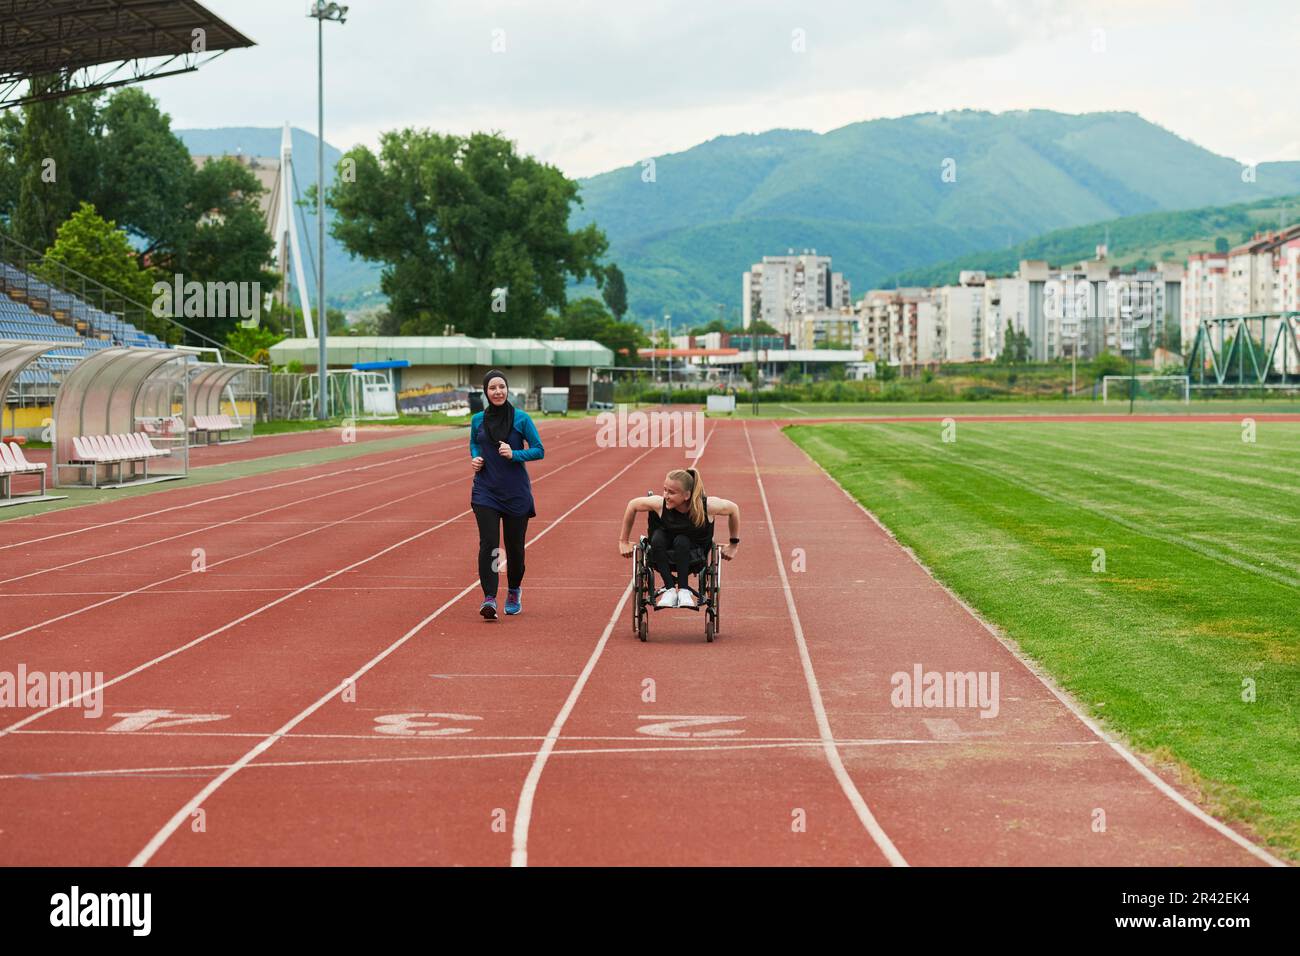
[267,336,616,369]
[0,0,255,110]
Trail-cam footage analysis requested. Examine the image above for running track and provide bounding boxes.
[0,416,1283,866]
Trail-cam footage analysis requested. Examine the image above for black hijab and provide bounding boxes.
[481,369,515,444]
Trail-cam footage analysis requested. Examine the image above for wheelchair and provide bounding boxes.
[630,526,722,644]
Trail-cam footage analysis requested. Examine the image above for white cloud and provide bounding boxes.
[140,0,1297,177]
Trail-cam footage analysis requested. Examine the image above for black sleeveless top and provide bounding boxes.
[655,495,713,546]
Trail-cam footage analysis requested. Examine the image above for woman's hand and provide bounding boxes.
[471,456,484,473]
[618,540,635,558]
[498,441,513,460]
[721,542,739,561]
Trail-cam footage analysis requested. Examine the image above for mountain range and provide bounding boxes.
[571,110,1300,322]
[180,111,1300,322]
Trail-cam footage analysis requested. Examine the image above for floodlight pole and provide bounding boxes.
[310,1,348,420]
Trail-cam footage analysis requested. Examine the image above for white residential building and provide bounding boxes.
[1183,251,1228,347]
[856,288,937,368]
[743,251,851,337]
[934,272,988,361]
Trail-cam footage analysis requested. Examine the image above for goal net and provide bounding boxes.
[1101,375,1190,404]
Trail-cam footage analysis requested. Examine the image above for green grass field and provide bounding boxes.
[713,398,1300,419]
[786,418,1300,859]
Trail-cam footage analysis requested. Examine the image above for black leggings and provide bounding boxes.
[650,528,699,592]
[473,504,528,596]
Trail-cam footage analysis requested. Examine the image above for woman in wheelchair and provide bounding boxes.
[618,467,740,608]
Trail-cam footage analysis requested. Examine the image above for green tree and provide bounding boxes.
[545,296,646,357]
[97,88,194,261]
[1214,235,1229,254]
[0,109,21,221]
[178,158,277,299]
[11,75,78,251]
[40,202,159,307]
[328,130,607,337]
[224,324,284,365]
[601,262,628,320]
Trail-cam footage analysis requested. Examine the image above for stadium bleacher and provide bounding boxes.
[0,260,166,387]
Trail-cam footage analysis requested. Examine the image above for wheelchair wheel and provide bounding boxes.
[705,618,714,643]
[638,611,649,642]
[710,544,722,636]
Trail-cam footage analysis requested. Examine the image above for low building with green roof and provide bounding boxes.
[268,335,615,409]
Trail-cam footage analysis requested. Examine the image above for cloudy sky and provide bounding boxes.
[147,0,1300,178]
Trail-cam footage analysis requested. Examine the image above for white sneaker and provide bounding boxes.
[676,589,697,609]
[655,587,678,609]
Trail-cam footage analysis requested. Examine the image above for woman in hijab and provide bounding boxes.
[469,370,544,619]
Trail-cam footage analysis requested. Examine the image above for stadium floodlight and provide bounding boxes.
[308,1,349,419]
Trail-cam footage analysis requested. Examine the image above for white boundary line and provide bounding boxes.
[509,584,633,866]
[0,434,605,728]
[0,418,591,550]
[5,739,1095,782]
[0,440,456,551]
[126,442,658,866]
[510,426,715,867]
[0,432,592,645]
[743,421,909,867]
[785,423,1289,868]
[0,441,471,586]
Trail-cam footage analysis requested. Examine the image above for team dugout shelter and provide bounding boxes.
[268,336,615,411]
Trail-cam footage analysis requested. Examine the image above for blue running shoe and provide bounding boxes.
[480,596,498,620]
[505,588,522,615]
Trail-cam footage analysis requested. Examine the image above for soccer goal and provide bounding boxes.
[1101,374,1190,404]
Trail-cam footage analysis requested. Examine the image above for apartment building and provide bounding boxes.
[797,309,859,350]
[742,251,851,336]
[1183,251,1228,346]
[934,271,989,361]
[1225,226,1300,315]
[856,288,938,369]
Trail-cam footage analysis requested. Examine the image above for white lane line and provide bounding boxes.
[0,417,591,549]
[791,430,1290,868]
[0,436,606,728]
[778,404,810,416]
[127,443,657,867]
[510,425,716,867]
[0,432,591,644]
[0,437,461,550]
[509,584,633,867]
[0,444,463,586]
[743,421,908,867]
[9,727,1102,744]
[5,740,1104,782]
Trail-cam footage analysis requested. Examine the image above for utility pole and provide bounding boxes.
[663,311,671,404]
[309,1,348,420]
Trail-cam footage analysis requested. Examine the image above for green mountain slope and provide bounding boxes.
[573,110,1300,323]
[892,193,1300,288]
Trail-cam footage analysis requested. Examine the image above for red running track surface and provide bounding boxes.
[0,417,1282,866]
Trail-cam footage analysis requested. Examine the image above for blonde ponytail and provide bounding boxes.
[667,467,707,527]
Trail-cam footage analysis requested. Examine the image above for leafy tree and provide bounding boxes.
[39,202,159,310]
[601,262,627,319]
[97,88,194,261]
[328,129,607,337]
[689,318,730,336]
[545,296,646,356]
[224,324,284,365]
[11,75,78,251]
[178,157,278,321]
[1214,235,1229,253]
[749,318,780,334]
